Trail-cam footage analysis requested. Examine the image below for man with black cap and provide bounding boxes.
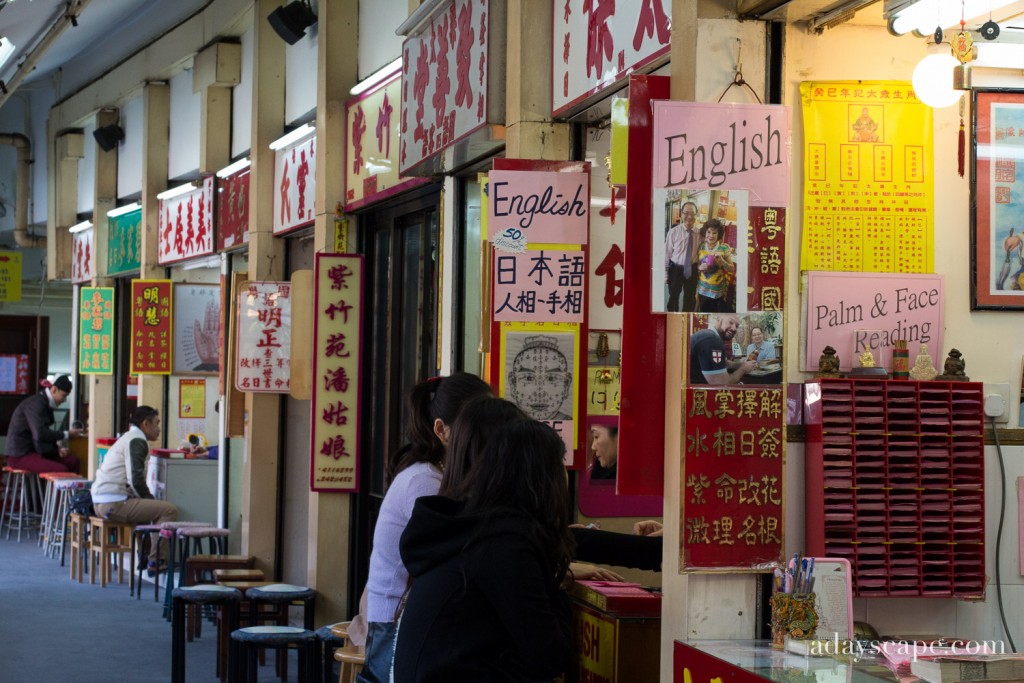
[5,375,84,474]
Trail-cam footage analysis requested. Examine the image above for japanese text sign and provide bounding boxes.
[553,0,671,117]
[803,271,944,372]
[71,227,94,284]
[158,177,215,265]
[217,165,250,251]
[130,279,173,375]
[273,133,317,235]
[487,170,590,245]
[79,287,115,375]
[682,386,785,571]
[800,81,933,273]
[652,101,792,207]
[346,73,429,210]
[0,354,30,395]
[235,282,292,393]
[0,251,22,302]
[400,0,490,176]
[108,208,141,276]
[311,254,364,492]
[494,249,586,323]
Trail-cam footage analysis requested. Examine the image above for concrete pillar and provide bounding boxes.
[305,0,358,626]
[138,83,169,421]
[47,121,80,281]
[193,41,242,173]
[242,0,287,575]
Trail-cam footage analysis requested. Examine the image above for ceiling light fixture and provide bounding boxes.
[156,182,199,201]
[349,58,402,96]
[267,1,317,45]
[0,37,15,70]
[68,220,92,234]
[107,202,141,218]
[269,123,315,151]
[912,44,960,108]
[886,0,1018,36]
[216,158,251,178]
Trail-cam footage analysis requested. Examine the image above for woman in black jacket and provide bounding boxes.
[394,417,575,682]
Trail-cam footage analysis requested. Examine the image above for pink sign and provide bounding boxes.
[273,133,317,235]
[71,227,94,284]
[493,249,585,323]
[652,101,791,206]
[235,282,292,393]
[804,272,944,372]
[158,176,215,265]
[487,170,589,244]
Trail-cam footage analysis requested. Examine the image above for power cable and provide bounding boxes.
[990,417,1017,652]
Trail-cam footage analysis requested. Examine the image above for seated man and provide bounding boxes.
[91,406,178,573]
[690,313,757,385]
[5,375,83,474]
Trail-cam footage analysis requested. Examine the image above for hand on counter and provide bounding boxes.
[633,520,663,537]
[571,562,625,582]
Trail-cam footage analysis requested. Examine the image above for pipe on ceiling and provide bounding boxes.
[0,132,42,248]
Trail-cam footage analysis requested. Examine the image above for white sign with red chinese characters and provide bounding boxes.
[311,254,363,492]
[400,0,489,176]
[552,0,671,117]
[158,177,215,265]
[235,282,292,393]
[72,226,94,284]
[273,133,317,235]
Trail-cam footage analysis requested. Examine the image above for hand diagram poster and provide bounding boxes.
[173,283,221,375]
[800,81,933,273]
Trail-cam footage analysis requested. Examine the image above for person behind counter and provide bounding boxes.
[395,419,575,682]
[5,375,84,475]
[589,424,617,481]
[358,372,493,683]
[91,406,177,573]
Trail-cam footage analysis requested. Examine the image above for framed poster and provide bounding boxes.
[173,283,221,375]
[972,89,1024,309]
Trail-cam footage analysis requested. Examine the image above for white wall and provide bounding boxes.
[232,25,255,160]
[30,87,55,228]
[285,26,319,126]
[169,68,202,181]
[358,0,406,80]
[118,96,145,201]
[77,121,96,214]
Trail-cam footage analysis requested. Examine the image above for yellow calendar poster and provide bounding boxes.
[800,81,934,273]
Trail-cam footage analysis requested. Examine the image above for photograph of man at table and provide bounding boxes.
[689,312,783,386]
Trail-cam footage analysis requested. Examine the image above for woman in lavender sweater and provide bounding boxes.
[357,372,492,683]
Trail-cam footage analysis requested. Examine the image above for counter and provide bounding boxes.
[146,456,217,525]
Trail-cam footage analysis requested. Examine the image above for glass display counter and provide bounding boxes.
[674,640,910,683]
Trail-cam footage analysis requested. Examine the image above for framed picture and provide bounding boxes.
[972,90,1024,310]
[172,283,221,375]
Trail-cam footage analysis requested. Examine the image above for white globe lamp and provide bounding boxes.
[912,51,960,108]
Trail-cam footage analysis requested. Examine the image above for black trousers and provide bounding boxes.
[667,262,696,312]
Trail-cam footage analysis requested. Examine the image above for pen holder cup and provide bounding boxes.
[770,592,817,650]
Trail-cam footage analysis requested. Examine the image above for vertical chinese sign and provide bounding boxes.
[273,130,316,235]
[800,81,933,273]
[235,282,292,392]
[0,251,22,302]
[311,254,363,492]
[158,177,215,265]
[0,354,30,394]
[79,287,115,375]
[216,162,250,252]
[71,226,94,284]
[108,207,141,276]
[681,385,784,570]
[488,161,590,464]
[129,280,172,375]
[552,0,671,117]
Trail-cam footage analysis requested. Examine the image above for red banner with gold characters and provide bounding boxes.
[79,287,114,375]
[310,254,363,492]
[746,207,786,311]
[130,279,173,375]
[681,386,784,571]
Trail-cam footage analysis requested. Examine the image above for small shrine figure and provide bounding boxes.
[816,346,841,378]
[909,343,938,381]
[936,348,970,381]
[858,350,876,368]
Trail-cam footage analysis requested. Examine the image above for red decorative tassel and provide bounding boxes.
[958,120,965,178]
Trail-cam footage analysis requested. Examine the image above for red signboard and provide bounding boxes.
[310,254,364,492]
[682,385,784,570]
[746,207,786,311]
[158,177,216,265]
[0,353,30,395]
[129,279,173,375]
[217,165,250,252]
[71,227,94,284]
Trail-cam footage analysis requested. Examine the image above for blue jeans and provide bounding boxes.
[355,620,398,683]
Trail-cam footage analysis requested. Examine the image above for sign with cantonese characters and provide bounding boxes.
[493,249,585,323]
[129,280,173,375]
[79,287,115,375]
[235,282,292,392]
[311,254,364,492]
[108,208,141,276]
[273,133,317,235]
[71,227,94,284]
[158,177,215,265]
[217,165,250,252]
[553,0,671,117]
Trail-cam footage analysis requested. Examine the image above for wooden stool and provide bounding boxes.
[172,584,242,683]
[333,645,365,683]
[68,512,89,583]
[229,626,319,683]
[214,568,266,583]
[88,516,133,586]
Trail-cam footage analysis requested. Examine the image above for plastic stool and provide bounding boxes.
[228,626,319,683]
[172,584,242,683]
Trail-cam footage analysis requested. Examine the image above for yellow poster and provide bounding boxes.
[800,81,934,273]
[179,379,206,419]
[0,251,23,302]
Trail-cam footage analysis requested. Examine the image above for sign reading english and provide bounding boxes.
[487,170,590,245]
[803,272,944,372]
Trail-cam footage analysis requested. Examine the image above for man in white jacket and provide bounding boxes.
[91,406,178,572]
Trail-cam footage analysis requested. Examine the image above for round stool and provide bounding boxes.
[163,525,229,620]
[155,521,213,616]
[229,625,319,683]
[51,477,90,561]
[246,583,317,630]
[172,584,242,683]
[1,467,42,542]
[130,523,164,599]
[37,472,82,551]
[315,622,346,683]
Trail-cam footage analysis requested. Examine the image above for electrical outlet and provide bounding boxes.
[983,383,1011,423]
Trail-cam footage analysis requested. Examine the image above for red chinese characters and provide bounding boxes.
[235,283,292,393]
[72,228,94,284]
[682,386,785,570]
[311,254,364,492]
[216,165,250,251]
[130,280,173,375]
[158,177,215,265]
[746,207,786,311]
[273,133,317,235]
